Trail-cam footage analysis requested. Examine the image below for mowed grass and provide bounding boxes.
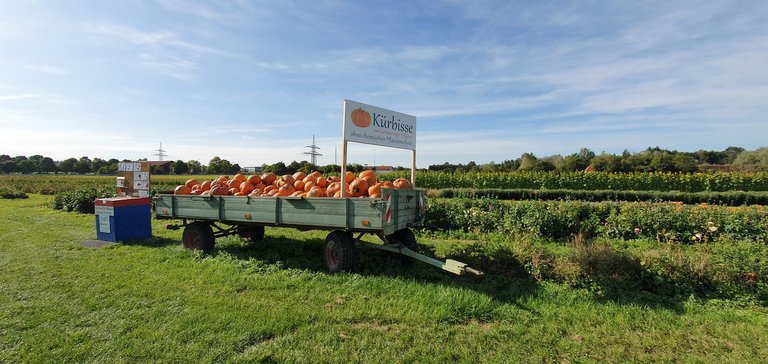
[1,196,767,363]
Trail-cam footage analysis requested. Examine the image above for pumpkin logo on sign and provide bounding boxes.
[351,108,371,128]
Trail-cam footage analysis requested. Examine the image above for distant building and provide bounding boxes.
[148,161,172,174]
[364,165,394,173]
[241,166,263,174]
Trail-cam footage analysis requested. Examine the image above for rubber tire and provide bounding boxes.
[389,228,419,251]
[324,231,356,273]
[388,228,419,267]
[238,225,265,242]
[182,222,215,253]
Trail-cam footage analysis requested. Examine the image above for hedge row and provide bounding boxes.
[384,171,768,192]
[428,188,768,205]
[423,198,768,243]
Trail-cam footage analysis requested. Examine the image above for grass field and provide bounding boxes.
[1,195,767,362]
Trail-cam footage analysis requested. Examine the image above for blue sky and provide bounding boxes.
[1,1,767,168]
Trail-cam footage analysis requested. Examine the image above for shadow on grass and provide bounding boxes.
[122,235,181,248]
[144,231,690,313]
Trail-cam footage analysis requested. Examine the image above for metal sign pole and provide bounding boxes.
[411,149,417,188]
[341,101,348,197]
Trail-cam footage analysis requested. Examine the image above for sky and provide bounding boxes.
[1,0,767,168]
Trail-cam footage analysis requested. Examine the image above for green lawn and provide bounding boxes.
[1,195,766,363]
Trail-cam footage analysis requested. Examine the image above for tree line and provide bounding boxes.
[2,146,767,175]
[427,147,768,173]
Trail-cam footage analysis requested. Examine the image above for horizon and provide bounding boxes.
[2,1,767,168]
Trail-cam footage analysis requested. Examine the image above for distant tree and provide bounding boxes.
[13,155,28,163]
[591,153,623,172]
[172,160,189,174]
[218,159,233,175]
[264,162,288,175]
[287,161,301,173]
[518,153,538,171]
[230,163,241,174]
[207,157,222,174]
[672,154,698,173]
[91,158,107,172]
[723,146,745,164]
[74,157,92,174]
[1,160,18,173]
[17,159,36,173]
[187,160,203,174]
[733,147,768,171]
[39,157,57,173]
[0,154,10,162]
[58,158,78,173]
[97,164,117,175]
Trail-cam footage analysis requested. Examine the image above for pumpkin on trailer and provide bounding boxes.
[393,178,412,190]
[260,172,277,186]
[368,182,382,198]
[247,174,261,185]
[184,179,200,190]
[349,179,368,197]
[174,185,192,195]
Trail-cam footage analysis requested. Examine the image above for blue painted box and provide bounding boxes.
[95,197,152,242]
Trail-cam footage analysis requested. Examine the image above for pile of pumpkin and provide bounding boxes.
[173,170,412,198]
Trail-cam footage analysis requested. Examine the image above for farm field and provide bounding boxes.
[1,190,767,361]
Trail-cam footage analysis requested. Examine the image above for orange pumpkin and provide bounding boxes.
[278,174,295,187]
[292,171,306,181]
[393,178,412,190]
[240,181,255,195]
[326,182,341,197]
[211,186,230,195]
[345,171,355,183]
[191,189,204,195]
[229,174,246,188]
[349,179,368,197]
[184,179,200,190]
[316,176,328,188]
[200,180,212,191]
[368,182,382,198]
[261,172,277,186]
[293,180,304,191]
[244,175,258,185]
[306,186,324,197]
[234,192,246,196]
[381,181,395,189]
[351,108,371,128]
[303,181,317,192]
[290,190,305,197]
[174,185,192,195]
[277,184,296,196]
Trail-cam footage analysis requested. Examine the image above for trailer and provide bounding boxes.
[154,100,483,276]
[154,188,483,276]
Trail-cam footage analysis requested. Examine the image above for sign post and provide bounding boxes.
[341,100,417,196]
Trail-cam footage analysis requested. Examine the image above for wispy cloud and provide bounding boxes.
[0,93,39,101]
[23,64,69,75]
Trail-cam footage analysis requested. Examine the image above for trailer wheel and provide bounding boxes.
[238,225,265,242]
[182,222,215,253]
[324,231,356,273]
[389,228,419,266]
[389,228,419,251]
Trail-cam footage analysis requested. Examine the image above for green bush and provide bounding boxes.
[384,171,768,192]
[427,188,768,205]
[423,199,768,244]
[52,188,115,213]
[0,186,28,199]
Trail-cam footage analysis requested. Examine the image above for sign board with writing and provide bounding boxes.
[95,205,114,234]
[117,161,151,197]
[343,100,416,151]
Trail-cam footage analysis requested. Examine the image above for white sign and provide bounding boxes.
[95,206,114,234]
[343,100,416,150]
